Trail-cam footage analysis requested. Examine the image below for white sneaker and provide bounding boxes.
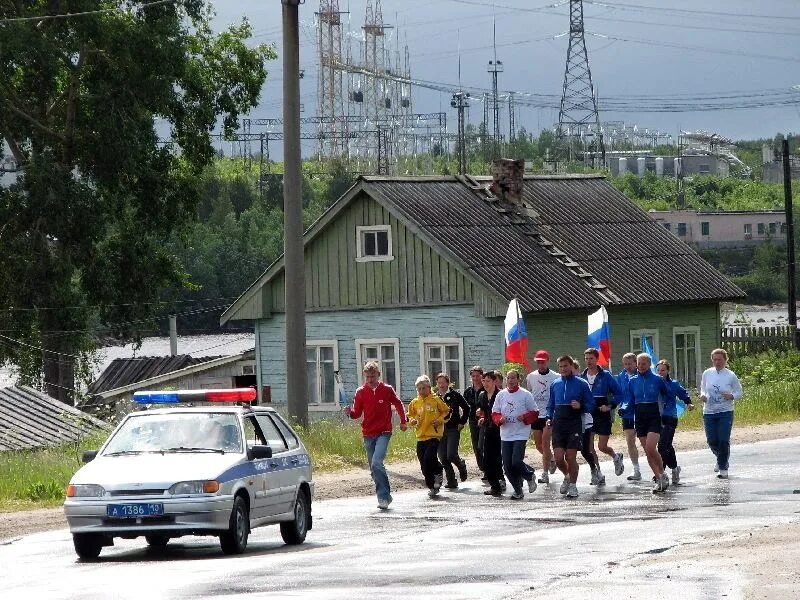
[717,469,728,479]
[652,478,663,493]
[559,478,570,495]
[613,452,625,476]
[428,488,438,498]
[627,469,642,482]
[377,498,390,510]
[660,473,670,491]
[538,471,549,484]
[597,472,606,486]
[590,469,599,485]
[671,466,681,485]
[549,459,557,474]
[528,476,537,493]
[566,483,579,498]
[433,473,442,492]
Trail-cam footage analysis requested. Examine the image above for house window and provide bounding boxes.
[355,338,400,396]
[306,341,338,404]
[673,327,701,388]
[662,222,671,231]
[356,225,393,262]
[769,222,777,235]
[744,223,752,235]
[630,329,660,360]
[701,221,710,236]
[758,223,765,235]
[420,338,464,390]
[677,223,687,237]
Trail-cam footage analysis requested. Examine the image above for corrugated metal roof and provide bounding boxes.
[87,355,221,396]
[0,386,109,451]
[364,175,744,311]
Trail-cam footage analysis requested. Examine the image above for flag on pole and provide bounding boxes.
[504,298,529,368]
[641,336,658,368]
[587,306,611,368]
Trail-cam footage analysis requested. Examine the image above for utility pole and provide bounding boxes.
[451,92,469,175]
[282,0,309,427]
[783,138,799,349]
[487,20,503,160]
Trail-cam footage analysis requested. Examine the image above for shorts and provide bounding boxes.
[531,417,549,431]
[591,411,612,436]
[622,417,635,431]
[552,420,583,450]
[634,404,662,438]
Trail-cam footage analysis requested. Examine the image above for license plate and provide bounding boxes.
[106,503,164,518]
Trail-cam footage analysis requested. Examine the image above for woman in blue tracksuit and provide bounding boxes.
[627,353,670,493]
[655,360,694,486]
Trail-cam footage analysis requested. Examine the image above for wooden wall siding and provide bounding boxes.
[257,305,503,406]
[266,193,476,312]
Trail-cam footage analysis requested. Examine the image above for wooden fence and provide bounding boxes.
[721,325,797,357]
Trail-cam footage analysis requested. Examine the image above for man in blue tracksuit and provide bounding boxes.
[617,352,642,481]
[547,355,595,499]
[582,348,623,485]
[655,359,695,486]
[627,353,670,493]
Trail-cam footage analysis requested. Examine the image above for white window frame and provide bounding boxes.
[630,329,660,359]
[306,339,339,407]
[672,326,702,388]
[355,338,401,398]
[419,337,465,391]
[355,225,394,262]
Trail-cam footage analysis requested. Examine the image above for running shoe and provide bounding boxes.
[484,487,503,496]
[433,473,443,493]
[627,469,642,481]
[613,452,625,476]
[671,466,681,485]
[590,469,599,486]
[660,473,670,491]
[549,459,557,474]
[566,483,579,498]
[377,497,390,510]
[559,478,570,495]
[652,478,664,493]
[510,491,524,500]
[528,477,537,493]
[444,482,458,490]
[717,469,729,479]
[538,471,550,484]
[458,460,468,482]
[596,472,606,486]
[500,481,507,492]
[428,488,438,498]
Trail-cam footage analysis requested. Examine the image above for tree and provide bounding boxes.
[0,1,274,403]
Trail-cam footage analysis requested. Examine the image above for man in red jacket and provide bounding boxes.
[344,361,408,510]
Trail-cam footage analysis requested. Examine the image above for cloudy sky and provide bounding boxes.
[210,0,800,153]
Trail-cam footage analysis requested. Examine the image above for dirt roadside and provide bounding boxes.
[2,420,799,542]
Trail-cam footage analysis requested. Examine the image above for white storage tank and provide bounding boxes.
[619,157,627,175]
[637,157,646,176]
[655,157,664,177]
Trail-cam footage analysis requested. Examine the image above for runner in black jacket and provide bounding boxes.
[477,370,505,496]
[463,366,485,476]
[435,373,471,488]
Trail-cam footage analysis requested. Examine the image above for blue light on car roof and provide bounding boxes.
[133,391,180,404]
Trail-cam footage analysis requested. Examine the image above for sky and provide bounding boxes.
[209,0,800,156]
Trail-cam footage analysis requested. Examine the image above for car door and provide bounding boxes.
[269,413,308,503]
[242,416,271,520]
[254,414,291,516]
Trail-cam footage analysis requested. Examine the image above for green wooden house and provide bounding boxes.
[221,172,744,413]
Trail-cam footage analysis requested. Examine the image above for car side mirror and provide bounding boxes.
[248,445,273,460]
[82,450,98,463]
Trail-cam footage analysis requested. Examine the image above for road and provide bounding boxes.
[2,438,799,600]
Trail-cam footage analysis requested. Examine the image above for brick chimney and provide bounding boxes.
[490,158,525,205]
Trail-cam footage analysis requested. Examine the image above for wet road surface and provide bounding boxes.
[2,438,799,599]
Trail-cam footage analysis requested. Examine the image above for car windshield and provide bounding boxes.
[103,412,243,455]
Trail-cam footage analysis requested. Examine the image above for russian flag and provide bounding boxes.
[587,306,611,368]
[504,298,529,368]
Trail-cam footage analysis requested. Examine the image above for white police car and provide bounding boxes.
[63,389,313,560]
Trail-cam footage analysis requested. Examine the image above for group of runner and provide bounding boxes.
[345,347,743,509]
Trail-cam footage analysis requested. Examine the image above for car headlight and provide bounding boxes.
[66,484,106,498]
[168,480,220,495]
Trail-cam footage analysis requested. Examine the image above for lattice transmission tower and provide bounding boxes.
[359,0,393,171]
[316,0,348,159]
[556,0,604,168]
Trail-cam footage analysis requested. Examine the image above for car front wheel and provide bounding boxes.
[280,490,310,545]
[73,533,103,560]
[219,495,249,555]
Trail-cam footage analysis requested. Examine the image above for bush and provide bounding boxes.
[729,350,800,388]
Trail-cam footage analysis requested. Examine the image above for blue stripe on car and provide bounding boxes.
[216,454,311,483]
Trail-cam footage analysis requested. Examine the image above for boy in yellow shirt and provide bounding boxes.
[408,375,452,498]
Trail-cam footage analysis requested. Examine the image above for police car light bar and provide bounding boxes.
[133,388,257,404]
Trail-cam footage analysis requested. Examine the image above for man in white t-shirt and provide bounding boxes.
[492,369,539,500]
[526,350,560,484]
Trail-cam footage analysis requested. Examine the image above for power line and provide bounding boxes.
[583,0,800,22]
[0,0,180,24]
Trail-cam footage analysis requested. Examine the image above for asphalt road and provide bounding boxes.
[2,438,799,600]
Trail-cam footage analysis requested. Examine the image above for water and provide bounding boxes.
[0,333,255,388]
[722,303,796,327]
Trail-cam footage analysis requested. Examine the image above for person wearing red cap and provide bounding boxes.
[526,350,559,484]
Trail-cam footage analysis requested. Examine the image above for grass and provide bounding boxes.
[3,374,799,513]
